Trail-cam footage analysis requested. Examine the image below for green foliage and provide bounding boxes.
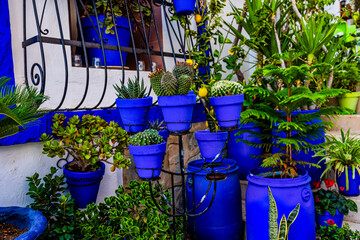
[77,180,183,239]
[210,80,244,97]
[26,167,80,240]
[0,77,47,139]
[114,77,149,99]
[317,223,360,239]
[332,63,360,92]
[40,114,130,172]
[129,129,164,146]
[148,119,165,131]
[315,129,360,191]
[313,188,357,216]
[149,69,166,96]
[161,72,179,96]
[268,186,299,240]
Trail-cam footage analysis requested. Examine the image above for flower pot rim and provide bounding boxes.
[187,158,238,176]
[195,130,228,141]
[209,94,244,106]
[116,96,153,108]
[129,142,167,155]
[63,161,105,177]
[81,15,133,29]
[158,94,196,107]
[341,92,360,98]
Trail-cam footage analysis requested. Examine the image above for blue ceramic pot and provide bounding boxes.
[158,129,169,142]
[195,130,228,163]
[186,159,242,240]
[209,94,244,129]
[63,161,105,208]
[173,0,196,15]
[158,93,196,132]
[228,123,263,180]
[337,168,360,196]
[81,16,132,66]
[246,168,316,240]
[116,96,153,133]
[316,209,343,228]
[0,207,47,240]
[129,142,167,179]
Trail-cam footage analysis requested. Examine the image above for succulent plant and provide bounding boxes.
[161,72,178,96]
[210,80,244,97]
[177,75,192,95]
[173,62,194,80]
[114,77,149,99]
[148,119,165,131]
[130,129,164,146]
[148,69,166,96]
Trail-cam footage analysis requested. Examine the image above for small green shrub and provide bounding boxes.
[317,223,360,239]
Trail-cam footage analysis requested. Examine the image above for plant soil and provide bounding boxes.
[0,223,28,240]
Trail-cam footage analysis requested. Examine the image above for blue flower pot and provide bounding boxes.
[316,209,343,228]
[158,129,169,142]
[81,16,132,66]
[337,168,360,196]
[195,130,228,163]
[158,94,196,133]
[129,142,167,179]
[173,0,196,16]
[209,94,244,129]
[0,207,47,240]
[116,96,153,133]
[246,168,316,240]
[228,123,263,180]
[63,161,105,208]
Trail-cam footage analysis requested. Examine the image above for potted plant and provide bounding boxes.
[40,113,131,208]
[315,129,360,196]
[317,222,360,239]
[148,119,169,142]
[313,179,357,228]
[114,77,152,133]
[149,63,196,133]
[332,62,360,112]
[129,129,166,179]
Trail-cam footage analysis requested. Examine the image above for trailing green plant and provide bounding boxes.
[40,114,131,172]
[317,223,360,239]
[148,119,165,131]
[315,129,360,191]
[26,167,80,240]
[77,180,183,239]
[332,62,360,92]
[269,186,300,240]
[210,80,244,97]
[129,129,164,146]
[0,77,48,139]
[113,77,149,99]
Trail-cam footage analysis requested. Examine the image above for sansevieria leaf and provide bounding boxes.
[269,186,278,240]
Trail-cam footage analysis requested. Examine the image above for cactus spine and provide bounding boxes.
[149,69,166,96]
[210,80,244,97]
[173,62,194,80]
[129,129,164,146]
[161,72,178,96]
[177,75,192,95]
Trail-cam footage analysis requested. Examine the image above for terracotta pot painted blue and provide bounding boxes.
[116,96,152,133]
[246,168,316,240]
[129,142,166,179]
[0,207,47,240]
[272,109,325,184]
[228,123,263,180]
[195,130,228,163]
[158,93,196,132]
[316,209,343,228]
[209,94,244,129]
[81,16,132,66]
[63,161,105,208]
[186,159,242,240]
[158,129,169,142]
[173,0,196,15]
[337,168,360,196]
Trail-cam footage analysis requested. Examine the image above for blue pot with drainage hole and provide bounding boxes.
[173,0,196,16]
[63,161,105,208]
[116,96,153,133]
[186,159,242,240]
[336,167,360,196]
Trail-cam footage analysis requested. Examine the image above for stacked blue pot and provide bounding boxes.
[337,167,360,196]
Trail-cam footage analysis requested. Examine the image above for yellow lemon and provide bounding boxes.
[195,14,202,23]
[110,165,116,172]
[199,87,208,98]
[186,59,194,66]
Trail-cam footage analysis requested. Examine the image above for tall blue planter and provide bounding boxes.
[116,96,153,133]
[337,168,360,196]
[0,207,47,240]
[195,130,228,163]
[228,123,263,180]
[173,0,196,15]
[186,159,242,240]
[63,161,105,208]
[81,16,132,66]
[246,168,316,240]
[272,110,325,184]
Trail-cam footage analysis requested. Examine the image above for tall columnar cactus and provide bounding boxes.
[161,72,178,96]
[210,80,244,97]
[149,69,166,96]
[177,75,192,95]
[130,129,164,146]
[173,62,194,80]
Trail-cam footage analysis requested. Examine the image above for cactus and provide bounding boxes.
[130,129,164,146]
[114,77,148,99]
[177,74,192,95]
[210,80,244,97]
[149,69,166,96]
[161,72,178,96]
[173,62,194,80]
